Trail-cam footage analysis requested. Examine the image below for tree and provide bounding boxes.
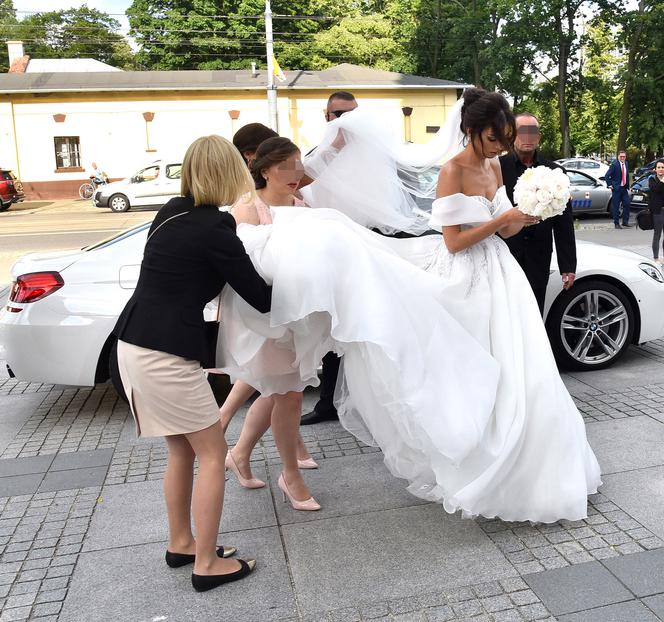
[570,19,621,158]
[16,6,134,69]
[127,0,342,70]
[0,0,17,72]
[614,0,664,154]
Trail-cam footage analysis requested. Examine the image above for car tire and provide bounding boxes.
[0,199,10,212]
[546,279,634,371]
[109,194,130,212]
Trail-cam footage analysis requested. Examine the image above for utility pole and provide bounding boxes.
[265,0,279,132]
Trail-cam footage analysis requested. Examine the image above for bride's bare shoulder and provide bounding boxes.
[437,159,463,198]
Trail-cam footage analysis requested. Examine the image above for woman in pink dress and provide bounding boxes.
[221,137,320,510]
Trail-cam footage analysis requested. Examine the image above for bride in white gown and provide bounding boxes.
[217,89,601,523]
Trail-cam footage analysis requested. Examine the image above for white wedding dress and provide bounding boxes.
[217,206,499,467]
[216,196,601,522]
[420,187,601,522]
[216,103,601,522]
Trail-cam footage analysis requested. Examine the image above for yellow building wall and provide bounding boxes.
[0,88,460,183]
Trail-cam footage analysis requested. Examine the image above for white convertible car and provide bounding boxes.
[2,222,664,386]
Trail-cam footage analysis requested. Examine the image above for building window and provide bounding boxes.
[54,136,82,170]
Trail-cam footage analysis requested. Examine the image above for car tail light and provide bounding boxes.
[9,271,64,304]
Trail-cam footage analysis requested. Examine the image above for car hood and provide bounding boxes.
[571,240,660,283]
[10,248,86,278]
[576,240,649,262]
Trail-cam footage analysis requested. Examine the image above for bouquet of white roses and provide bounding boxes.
[513,165,571,220]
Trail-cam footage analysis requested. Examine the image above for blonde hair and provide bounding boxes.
[181,135,255,207]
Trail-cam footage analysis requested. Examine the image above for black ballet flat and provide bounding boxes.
[191,559,256,592]
[165,545,237,568]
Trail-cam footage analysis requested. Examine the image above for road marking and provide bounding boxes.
[0,229,125,238]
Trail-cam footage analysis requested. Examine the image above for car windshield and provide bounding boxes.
[84,222,150,251]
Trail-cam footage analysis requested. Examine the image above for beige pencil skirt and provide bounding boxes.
[116,340,220,438]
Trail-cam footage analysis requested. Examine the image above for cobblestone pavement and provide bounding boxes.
[1,342,664,620]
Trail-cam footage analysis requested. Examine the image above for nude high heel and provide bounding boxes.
[277,473,320,511]
[225,450,266,489]
[297,458,319,470]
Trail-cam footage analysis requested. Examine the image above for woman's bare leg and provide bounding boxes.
[164,434,196,554]
[296,433,312,461]
[231,395,312,474]
[230,396,273,479]
[271,392,312,501]
[219,381,256,433]
[185,422,241,575]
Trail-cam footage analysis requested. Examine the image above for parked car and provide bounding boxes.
[2,222,664,383]
[566,170,613,214]
[93,159,181,212]
[0,168,25,212]
[630,172,654,209]
[556,158,609,181]
[635,160,658,179]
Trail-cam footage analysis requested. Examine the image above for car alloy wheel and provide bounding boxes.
[109,194,130,212]
[547,279,634,371]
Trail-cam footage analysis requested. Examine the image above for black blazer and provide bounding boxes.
[648,175,664,215]
[113,195,272,368]
[499,153,577,294]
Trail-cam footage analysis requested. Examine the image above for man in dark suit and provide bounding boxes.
[300,91,358,426]
[500,112,577,314]
[605,150,632,229]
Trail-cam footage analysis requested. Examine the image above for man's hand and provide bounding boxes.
[562,272,575,290]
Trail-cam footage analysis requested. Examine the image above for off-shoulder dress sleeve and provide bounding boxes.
[429,193,494,229]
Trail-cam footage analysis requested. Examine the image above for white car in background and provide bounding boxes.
[556,158,609,181]
[94,159,182,213]
[1,223,664,386]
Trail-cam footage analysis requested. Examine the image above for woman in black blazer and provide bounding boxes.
[113,135,272,592]
[649,159,664,264]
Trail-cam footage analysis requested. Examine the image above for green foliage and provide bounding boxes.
[126,0,344,70]
[0,0,17,72]
[14,5,135,69]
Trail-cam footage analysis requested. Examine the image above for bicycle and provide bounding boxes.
[79,177,107,200]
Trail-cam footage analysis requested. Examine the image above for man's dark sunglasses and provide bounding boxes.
[329,110,349,118]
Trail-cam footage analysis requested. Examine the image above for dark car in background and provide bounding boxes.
[635,160,658,179]
[630,173,654,209]
[0,169,24,211]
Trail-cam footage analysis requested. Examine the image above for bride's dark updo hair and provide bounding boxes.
[251,137,301,189]
[460,88,516,155]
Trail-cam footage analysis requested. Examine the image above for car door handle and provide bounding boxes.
[119,265,141,289]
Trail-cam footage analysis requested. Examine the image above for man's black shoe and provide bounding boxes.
[300,408,339,425]
[622,222,632,227]
[614,223,622,229]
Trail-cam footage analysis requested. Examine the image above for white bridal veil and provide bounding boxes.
[301,98,465,235]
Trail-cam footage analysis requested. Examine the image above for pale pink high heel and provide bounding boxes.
[297,458,319,470]
[225,450,266,489]
[278,473,320,511]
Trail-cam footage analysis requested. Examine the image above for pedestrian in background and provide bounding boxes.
[649,159,664,264]
[605,150,632,228]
